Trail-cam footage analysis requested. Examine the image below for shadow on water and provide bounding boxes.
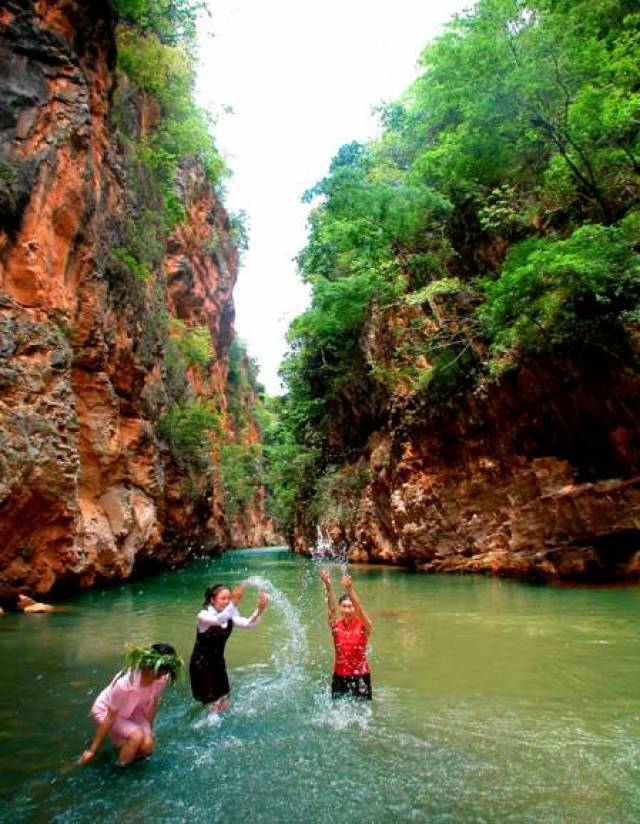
[2,549,640,823]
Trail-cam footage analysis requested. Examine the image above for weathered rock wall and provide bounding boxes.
[0,1,277,599]
[295,347,640,582]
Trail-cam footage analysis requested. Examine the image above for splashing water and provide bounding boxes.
[307,688,374,732]
[192,710,223,730]
[232,574,309,714]
[309,527,348,562]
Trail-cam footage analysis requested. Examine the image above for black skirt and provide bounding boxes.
[331,672,372,700]
[190,620,233,704]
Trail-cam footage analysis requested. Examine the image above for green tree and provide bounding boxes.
[112,0,205,45]
[157,400,221,470]
[276,0,640,541]
[479,217,640,363]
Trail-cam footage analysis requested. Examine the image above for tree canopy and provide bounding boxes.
[268,0,640,536]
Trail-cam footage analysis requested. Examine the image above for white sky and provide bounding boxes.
[197,0,469,394]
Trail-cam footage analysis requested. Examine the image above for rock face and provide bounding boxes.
[295,346,640,582]
[0,1,278,599]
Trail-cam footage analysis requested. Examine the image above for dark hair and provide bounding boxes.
[151,642,177,657]
[123,642,183,683]
[151,643,179,681]
[203,584,229,606]
[339,593,353,605]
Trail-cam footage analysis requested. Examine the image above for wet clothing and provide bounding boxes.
[91,669,168,744]
[190,618,234,703]
[190,603,260,705]
[332,619,370,677]
[195,603,259,633]
[330,618,372,700]
[108,709,154,746]
[331,672,372,700]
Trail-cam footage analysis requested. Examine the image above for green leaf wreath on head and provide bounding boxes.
[123,642,184,683]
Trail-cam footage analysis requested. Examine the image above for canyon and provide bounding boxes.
[0,0,278,599]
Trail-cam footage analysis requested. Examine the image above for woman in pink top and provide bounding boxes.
[78,642,182,767]
[320,571,373,700]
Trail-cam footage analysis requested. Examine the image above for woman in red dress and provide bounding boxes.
[320,571,373,700]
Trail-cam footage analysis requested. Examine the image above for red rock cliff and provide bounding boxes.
[0,1,278,599]
[294,312,640,582]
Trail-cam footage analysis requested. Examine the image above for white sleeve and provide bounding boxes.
[196,604,235,632]
[229,604,261,629]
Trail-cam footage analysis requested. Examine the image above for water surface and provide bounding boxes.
[1,548,639,823]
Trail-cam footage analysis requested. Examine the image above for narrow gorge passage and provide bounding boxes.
[1,0,640,820]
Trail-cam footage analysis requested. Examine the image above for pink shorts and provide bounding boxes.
[92,708,153,747]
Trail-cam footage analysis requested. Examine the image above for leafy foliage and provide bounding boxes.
[110,247,151,282]
[271,0,640,537]
[219,443,263,519]
[259,396,320,535]
[116,21,227,207]
[123,643,184,683]
[480,218,640,362]
[106,0,256,522]
[169,319,213,370]
[308,463,371,526]
[156,400,221,470]
[112,0,205,45]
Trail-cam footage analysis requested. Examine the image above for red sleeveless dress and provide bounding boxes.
[331,619,372,699]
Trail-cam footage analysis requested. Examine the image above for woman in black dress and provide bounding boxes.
[190,583,269,712]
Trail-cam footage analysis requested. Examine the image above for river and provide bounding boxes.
[1,548,639,823]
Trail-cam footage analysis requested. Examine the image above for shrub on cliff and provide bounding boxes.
[112,0,204,45]
[169,320,213,371]
[157,400,221,470]
[226,336,263,436]
[108,0,241,492]
[219,443,263,520]
[308,463,371,528]
[479,217,640,367]
[112,0,227,242]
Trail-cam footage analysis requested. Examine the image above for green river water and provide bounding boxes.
[1,547,639,823]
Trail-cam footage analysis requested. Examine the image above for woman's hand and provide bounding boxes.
[78,749,95,766]
[231,585,245,605]
[341,574,353,592]
[320,570,331,587]
[257,592,269,611]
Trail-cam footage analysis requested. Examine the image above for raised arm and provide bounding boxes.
[78,707,118,765]
[341,575,372,636]
[230,592,269,629]
[320,570,337,626]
